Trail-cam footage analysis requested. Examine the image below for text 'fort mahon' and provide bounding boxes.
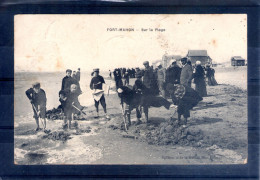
[107,28,166,32]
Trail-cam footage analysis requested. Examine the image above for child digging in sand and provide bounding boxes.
[59,84,83,130]
[25,82,47,131]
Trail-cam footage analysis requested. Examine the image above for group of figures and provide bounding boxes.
[25,68,110,131]
[115,57,218,129]
[25,57,218,132]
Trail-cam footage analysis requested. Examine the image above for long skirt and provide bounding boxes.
[207,76,218,86]
[195,78,207,97]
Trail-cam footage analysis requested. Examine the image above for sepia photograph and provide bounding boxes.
[14,14,247,165]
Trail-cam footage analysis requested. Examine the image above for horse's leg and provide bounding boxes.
[127,113,131,126]
[178,113,182,125]
[143,106,149,123]
[135,106,142,124]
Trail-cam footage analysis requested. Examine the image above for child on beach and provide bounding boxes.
[59,84,83,130]
[25,82,47,131]
[90,68,110,119]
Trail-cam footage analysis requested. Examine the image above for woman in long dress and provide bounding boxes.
[193,61,207,97]
[205,64,218,86]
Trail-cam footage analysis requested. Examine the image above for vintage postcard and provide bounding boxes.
[14,14,247,165]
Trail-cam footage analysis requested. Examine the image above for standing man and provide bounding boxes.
[180,57,193,87]
[135,67,142,81]
[25,82,47,131]
[142,61,156,95]
[61,69,81,94]
[90,68,110,119]
[156,62,166,98]
[76,68,81,82]
[141,61,156,122]
[72,71,77,80]
[166,59,181,85]
[113,68,123,89]
[109,70,112,79]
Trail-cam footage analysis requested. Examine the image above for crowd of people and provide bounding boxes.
[114,58,218,128]
[25,58,218,132]
[111,58,217,98]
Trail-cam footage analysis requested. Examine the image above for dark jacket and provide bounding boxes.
[61,76,79,92]
[193,65,205,84]
[59,91,82,114]
[166,65,181,84]
[193,65,207,97]
[90,75,105,90]
[25,88,47,107]
[76,71,80,81]
[170,84,203,117]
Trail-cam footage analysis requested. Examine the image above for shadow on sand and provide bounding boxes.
[192,102,227,111]
[147,117,167,126]
[189,117,223,126]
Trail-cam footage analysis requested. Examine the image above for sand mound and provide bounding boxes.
[46,107,87,120]
[42,130,71,142]
[121,119,204,147]
[75,126,92,134]
[149,121,203,146]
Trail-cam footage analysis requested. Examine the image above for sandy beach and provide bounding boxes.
[14,66,247,165]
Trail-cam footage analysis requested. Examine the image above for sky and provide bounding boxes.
[14,14,247,72]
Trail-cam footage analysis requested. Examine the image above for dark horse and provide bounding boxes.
[117,80,172,128]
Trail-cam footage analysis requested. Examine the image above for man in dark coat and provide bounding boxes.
[113,68,123,89]
[142,61,157,95]
[193,61,207,97]
[72,71,77,80]
[76,68,81,82]
[166,59,181,85]
[135,67,142,81]
[61,69,81,94]
[25,82,47,131]
[180,57,193,87]
[121,68,130,86]
[156,62,166,98]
